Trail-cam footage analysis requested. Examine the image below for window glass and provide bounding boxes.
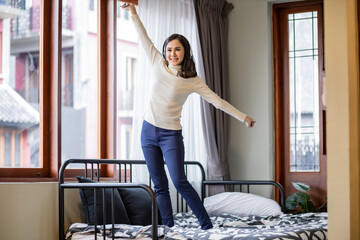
[0,0,40,168]
[117,1,121,18]
[61,0,98,167]
[116,5,138,159]
[89,0,94,11]
[288,11,320,172]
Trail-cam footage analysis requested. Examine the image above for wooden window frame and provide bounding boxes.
[0,0,61,180]
[0,0,139,181]
[273,0,326,202]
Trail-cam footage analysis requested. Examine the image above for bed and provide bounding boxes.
[59,159,327,240]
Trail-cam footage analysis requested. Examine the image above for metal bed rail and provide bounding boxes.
[58,158,206,240]
[59,183,157,240]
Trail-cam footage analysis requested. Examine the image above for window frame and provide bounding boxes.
[273,0,326,203]
[0,0,138,181]
[0,0,61,180]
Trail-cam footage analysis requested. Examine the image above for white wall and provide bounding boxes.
[227,0,274,196]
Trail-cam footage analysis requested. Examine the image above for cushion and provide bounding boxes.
[204,192,282,217]
[117,188,162,226]
[77,176,131,225]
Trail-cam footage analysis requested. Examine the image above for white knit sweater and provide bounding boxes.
[131,14,247,130]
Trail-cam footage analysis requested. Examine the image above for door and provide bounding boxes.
[273,0,326,208]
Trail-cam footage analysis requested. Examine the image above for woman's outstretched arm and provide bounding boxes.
[122,3,161,65]
[195,78,256,128]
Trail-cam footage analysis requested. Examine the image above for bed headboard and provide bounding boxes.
[59,158,285,211]
[59,158,206,210]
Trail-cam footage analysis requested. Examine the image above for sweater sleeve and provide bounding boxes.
[131,14,162,65]
[194,78,247,122]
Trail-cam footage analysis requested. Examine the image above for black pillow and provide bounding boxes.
[117,188,162,226]
[77,176,131,225]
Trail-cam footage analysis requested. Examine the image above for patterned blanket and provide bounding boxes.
[66,212,328,240]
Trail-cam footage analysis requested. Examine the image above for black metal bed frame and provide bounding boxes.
[59,159,285,240]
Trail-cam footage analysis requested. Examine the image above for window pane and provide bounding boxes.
[294,12,312,19]
[288,14,294,52]
[116,6,138,159]
[288,11,320,172]
[0,0,40,168]
[89,0,94,11]
[294,18,313,50]
[295,49,315,58]
[61,0,98,167]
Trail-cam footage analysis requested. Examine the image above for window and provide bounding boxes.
[89,0,94,11]
[273,0,326,206]
[117,1,121,18]
[0,1,40,172]
[0,0,138,179]
[124,10,129,20]
[116,16,138,160]
[119,124,132,159]
[61,0,98,169]
[288,11,320,172]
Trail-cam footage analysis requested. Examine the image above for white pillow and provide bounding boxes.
[204,192,282,217]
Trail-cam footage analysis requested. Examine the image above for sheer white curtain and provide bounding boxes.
[130,0,219,196]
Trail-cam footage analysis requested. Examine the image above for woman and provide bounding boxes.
[122,3,255,230]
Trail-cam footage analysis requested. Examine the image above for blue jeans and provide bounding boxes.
[141,120,213,230]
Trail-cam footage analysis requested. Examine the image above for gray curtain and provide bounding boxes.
[193,0,234,186]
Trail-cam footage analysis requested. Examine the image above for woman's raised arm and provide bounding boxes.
[121,3,137,15]
[122,3,161,65]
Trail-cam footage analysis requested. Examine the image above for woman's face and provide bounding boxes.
[166,39,185,66]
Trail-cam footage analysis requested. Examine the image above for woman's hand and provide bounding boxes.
[121,2,137,15]
[245,116,256,128]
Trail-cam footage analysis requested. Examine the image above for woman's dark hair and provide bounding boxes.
[162,34,197,78]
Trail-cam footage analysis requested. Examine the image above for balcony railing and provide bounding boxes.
[0,0,26,19]
[290,126,320,172]
[0,0,25,10]
[11,6,73,39]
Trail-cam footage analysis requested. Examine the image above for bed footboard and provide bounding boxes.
[58,159,286,240]
[58,159,162,240]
